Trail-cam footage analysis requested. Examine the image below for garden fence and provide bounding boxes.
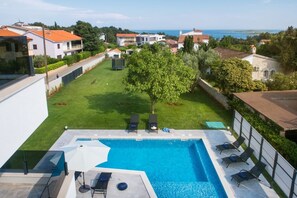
[233,110,297,198]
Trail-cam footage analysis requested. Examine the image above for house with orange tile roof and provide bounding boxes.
[24,30,83,59]
[177,29,209,51]
[0,28,34,57]
[116,33,137,46]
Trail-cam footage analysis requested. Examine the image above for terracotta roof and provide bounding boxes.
[0,29,21,36]
[178,35,209,44]
[214,47,251,59]
[30,30,82,42]
[111,48,121,53]
[165,39,178,45]
[234,90,297,131]
[116,33,137,38]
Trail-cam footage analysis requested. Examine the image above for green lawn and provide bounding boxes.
[21,60,232,150]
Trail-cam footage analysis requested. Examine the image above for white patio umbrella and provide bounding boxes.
[60,140,110,192]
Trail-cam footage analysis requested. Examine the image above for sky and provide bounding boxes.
[0,0,296,30]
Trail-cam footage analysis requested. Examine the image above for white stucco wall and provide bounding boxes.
[0,76,48,167]
[24,32,64,59]
[251,54,280,81]
[243,54,280,81]
[57,171,76,198]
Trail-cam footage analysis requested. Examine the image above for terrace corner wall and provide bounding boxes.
[0,75,48,167]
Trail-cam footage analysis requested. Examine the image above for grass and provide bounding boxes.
[21,60,232,150]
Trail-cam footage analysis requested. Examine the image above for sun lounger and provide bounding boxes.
[148,114,158,133]
[128,114,139,133]
[231,161,266,187]
[91,172,112,198]
[222,147,254,167]
[216,136,245,154]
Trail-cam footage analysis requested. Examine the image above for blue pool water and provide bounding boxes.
[91,139,226,198]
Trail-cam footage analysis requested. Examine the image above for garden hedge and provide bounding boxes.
[34,61,66,74]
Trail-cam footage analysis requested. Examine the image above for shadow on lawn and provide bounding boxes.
[86,92,149,115]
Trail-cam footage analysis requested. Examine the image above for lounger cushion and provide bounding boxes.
[238,172,248,179]
[230,156,237,162]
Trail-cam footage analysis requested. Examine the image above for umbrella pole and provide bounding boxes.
[79,172,90,193]
[82,172,86,187]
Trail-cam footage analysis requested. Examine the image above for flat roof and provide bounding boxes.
[234,90,297,131]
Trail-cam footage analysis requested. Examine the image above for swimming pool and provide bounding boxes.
[93,139,227,198]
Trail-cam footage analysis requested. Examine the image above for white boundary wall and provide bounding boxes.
[0,76,48,167]
[198,79,229,109]
[48,55,105,94]
[82,55,105,73]
[233,110,297,198]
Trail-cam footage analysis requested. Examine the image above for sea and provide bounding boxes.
[133,29,281,40]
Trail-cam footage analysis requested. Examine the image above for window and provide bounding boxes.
[57,44,60,49]
[253,67,259,72]
[57,55,62,59]
[264,70,269,78]
[270,70,275,76]
[33,44,37,50]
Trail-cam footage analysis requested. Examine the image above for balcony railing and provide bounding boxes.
[0,150,68,198]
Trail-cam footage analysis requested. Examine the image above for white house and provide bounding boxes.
[136,34,165,45]
[178,29,209,51]
[180,29,203,36]
[116,33,137,46]
[24,30,83,59]
[214,47,281,81]
[178,35,209,51]
[107,48,122,58]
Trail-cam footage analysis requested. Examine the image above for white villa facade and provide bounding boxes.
[214,47,281,81]
[116,33,137,46]
[136,34,165,45]
[178,29,209,50]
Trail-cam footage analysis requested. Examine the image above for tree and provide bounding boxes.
[212,58,254,95]
[182,49,221,91]
[278,26,297,72]
[73,21,101,51]
[266,72,297,90]
[124,44,195,114]
[183,36,194,53]
[208,36,218,49]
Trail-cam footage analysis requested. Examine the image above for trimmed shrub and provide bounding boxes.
[34,61,65,74]
[63,55,77,65]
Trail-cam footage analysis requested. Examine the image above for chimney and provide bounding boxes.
[71,31,74,34]
[251,45,256,54]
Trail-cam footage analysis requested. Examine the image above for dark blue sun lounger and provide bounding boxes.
[222,147,254,168]
[148,114,158,133]
[128,114,139,133]
[216,136,245,154]
[231,161,266,187]
[91,172,112,198]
